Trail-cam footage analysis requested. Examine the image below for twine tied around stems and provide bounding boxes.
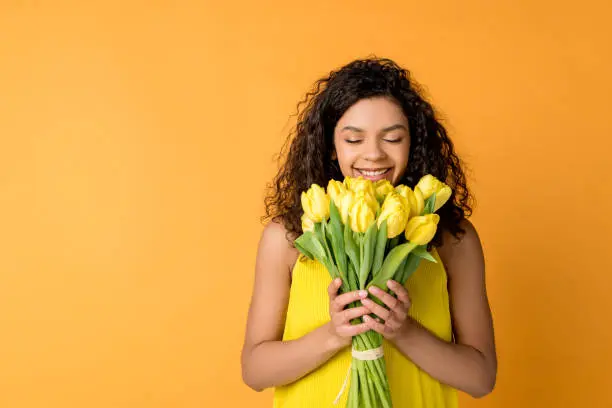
[333,346,384,405]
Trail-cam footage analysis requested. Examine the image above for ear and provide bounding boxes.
[331,149,337,160]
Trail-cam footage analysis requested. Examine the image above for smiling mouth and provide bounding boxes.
[355,168,391,177]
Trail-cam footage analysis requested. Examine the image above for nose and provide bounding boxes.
[362,139,386,162]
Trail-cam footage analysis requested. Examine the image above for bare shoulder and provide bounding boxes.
[437,219,484,280]
[242,221,300,351]
[258,220,300,274]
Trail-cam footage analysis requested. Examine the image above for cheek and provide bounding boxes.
[390,147,410,168]
[336,149,356,170]
[390,148,410,181]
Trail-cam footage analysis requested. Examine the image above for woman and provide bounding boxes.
[241,57,497,407]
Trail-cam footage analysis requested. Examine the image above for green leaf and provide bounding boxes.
[359,223,377,289]
[328,200,348,278]
[329,198,342,225]
[385,256,407,295]
[344,218,360,273]
[388,236,400,251]
[367,242,417,290]
[314,221,324,241]
[400,254,422,285]
[372,220,388,277]
[294,231,327,262]
[293,239,314,260]
[308,223,340,280]
[320,221,335,263]
[347,261,359,293]
[354,230,363,247]
[412,246,437,263]
[424,191,437,214]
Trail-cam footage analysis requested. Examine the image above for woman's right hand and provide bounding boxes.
[327,278,371,348]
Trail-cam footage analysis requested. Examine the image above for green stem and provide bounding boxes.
[364,359,392,408]
[358,333,387,383]
[366,365,378,406]
[353,334,390,400]
[357,360,374,408]
[348,364,359,408]
[354,332,391,407]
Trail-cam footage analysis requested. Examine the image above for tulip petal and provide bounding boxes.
[416,175,436,199]
[434,186,452,212]
[413,187,425,216]
[301,214,315,232]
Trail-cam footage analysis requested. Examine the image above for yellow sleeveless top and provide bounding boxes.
[273,248,458,407]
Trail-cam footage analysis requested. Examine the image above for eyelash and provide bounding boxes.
[345,139,402,144]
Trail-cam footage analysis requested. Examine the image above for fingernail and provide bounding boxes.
[368,286,378,294]
[359,290,368,297]
[363,315,371,321]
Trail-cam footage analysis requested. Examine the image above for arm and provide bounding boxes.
[362,220,497,397]
[240,222,370,392]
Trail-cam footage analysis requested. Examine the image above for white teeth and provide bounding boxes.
[359,169,388,176]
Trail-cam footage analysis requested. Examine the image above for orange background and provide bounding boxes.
[1,1,611,407]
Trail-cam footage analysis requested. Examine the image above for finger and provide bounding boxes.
[360,298,391,321]
[338,321,371,337]
[363,315,391,337]
[337,306,371,324]
[387,280,411,307]
[327,278,342,301]
[368,285,400,311]
[332,289,368,312]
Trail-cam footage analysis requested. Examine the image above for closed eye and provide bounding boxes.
[384,138,402,143]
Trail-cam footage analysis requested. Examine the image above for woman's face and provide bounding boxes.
[333,97,410,186]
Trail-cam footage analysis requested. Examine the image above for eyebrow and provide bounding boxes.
[341,124,408,133]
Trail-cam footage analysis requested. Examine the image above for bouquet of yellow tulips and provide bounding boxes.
[295,174,452,408]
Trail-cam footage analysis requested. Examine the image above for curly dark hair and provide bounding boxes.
[263,57,473,247]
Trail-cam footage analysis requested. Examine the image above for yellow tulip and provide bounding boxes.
[345,176,375,195]
[377,192,410,238]
[338,190,356,224]
[412,187,425,216]
[433,185,452,212]
[374,179,394,203]
[395,185,424,217]
[363,192,380,213]
[300,184,330,223]
[415,175,437,198]
[349,193,376,233]
[395,185,411,200]
[327,179,346,208]
[415,175,452,212]
[344,176,379,214]
[301,213,315,232]
[404,214,440,245]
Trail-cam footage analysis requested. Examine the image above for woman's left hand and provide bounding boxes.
[361,280,413,341]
